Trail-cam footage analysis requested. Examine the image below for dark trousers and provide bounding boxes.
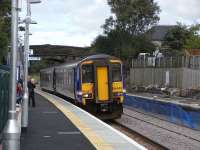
[29,92,35,107]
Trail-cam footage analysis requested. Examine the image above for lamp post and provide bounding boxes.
[21,0,41,132]
[3,0,21,150]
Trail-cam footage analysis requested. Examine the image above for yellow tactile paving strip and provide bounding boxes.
[36,90,114,150]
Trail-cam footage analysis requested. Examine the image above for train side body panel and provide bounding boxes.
[40,68,54,91]
[55,66,75,99]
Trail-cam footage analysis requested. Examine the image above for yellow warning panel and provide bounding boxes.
[97,67,109,101]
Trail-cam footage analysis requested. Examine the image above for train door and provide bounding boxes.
[97,67,109,101]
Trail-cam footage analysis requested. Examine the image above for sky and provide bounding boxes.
[19,0,200,47]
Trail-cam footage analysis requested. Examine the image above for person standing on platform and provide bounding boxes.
[28,78,36,107]
[16,82,23,104]
[16,75,24,104]
[18,75,23,88]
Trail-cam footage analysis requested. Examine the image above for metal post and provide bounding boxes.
[21,0,31,131]
[3,0,21,150]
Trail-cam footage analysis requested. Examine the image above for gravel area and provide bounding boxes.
[108,121,166,150]
[116,107,200,150]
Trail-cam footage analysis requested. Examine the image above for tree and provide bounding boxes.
[92,0,160,60]
[103,0,160,36]
[92,35,112,55]
[92,29,155,59]
[92,29,134,58]
[185,24,200,49]
[0,0,11,64]
[164,23,200,52]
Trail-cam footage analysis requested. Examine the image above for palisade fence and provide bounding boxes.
[130,56,200,89]
[0,65,10,140]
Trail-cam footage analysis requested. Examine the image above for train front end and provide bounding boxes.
[79,56,125,119]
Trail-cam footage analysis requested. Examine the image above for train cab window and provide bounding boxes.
[112,63,122,82]
[82,65,94,83]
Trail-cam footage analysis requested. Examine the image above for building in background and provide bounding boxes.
[147,25,177,50]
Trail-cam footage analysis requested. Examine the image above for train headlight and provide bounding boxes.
[83,94,89,98]
[83,93,92,98]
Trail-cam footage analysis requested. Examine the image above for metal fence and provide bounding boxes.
[130,56,200,89]
[131,56,200,69]
[0,65,10,138]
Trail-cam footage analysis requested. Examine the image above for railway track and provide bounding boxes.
[123,109,200,143]
[107,120,167,150]
[115,108,200,150]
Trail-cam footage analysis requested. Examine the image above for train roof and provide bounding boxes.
[82,54,119,61]
[40,54,121,71]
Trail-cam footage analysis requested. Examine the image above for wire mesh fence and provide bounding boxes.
[131,56,200,69]
[0,65,10,138]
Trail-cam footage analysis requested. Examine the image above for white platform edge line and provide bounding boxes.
[40,91,147,150]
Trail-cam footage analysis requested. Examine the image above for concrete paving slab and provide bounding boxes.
[20,93,95,150]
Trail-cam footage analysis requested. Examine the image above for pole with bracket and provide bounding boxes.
[3,0,21,150]
[21,0,31,132]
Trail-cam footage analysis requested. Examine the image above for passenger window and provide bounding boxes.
[112,63,122,82]
[82,65,94,83]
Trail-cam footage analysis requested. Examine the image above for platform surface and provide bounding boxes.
[21,90,145,150]
[21,93,95,150]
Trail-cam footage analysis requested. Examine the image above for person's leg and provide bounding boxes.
[29,93,31,106]
[16,97,20,104]
[32,92,36,107]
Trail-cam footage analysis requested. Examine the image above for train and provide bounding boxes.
[40,54,126,119]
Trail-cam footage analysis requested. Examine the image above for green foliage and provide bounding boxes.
[103,0,160,35]
[92,35,112,54]
[185,36,200,49]
[30,60,50,74]
[92,29,155,59]
[0,0,11,64]
[164,23,200,51]
[185,24,200,49]
[92,0,159,60]
[0,32,9,62]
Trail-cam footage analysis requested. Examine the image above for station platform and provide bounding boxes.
[21,89,146,150]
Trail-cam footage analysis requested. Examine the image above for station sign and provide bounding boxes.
[29,49,34,55]
[28,56,41,61]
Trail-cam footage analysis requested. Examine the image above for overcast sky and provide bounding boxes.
[19,0,200,47]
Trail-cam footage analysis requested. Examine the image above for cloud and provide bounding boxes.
[156,0,200,25]
[20,0,111,46]
[19,0,200,46]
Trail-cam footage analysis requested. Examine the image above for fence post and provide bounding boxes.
[182,56,184,68]
[131,59,133,68]
[170,57,173,68]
